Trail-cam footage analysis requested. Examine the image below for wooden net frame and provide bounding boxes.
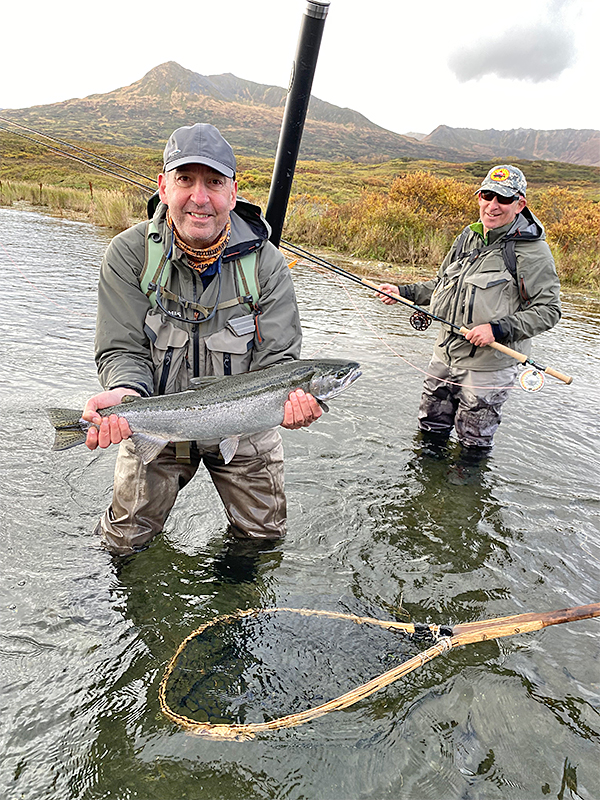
[158,603,600,741]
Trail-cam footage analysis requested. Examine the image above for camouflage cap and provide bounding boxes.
[477,165,527,197]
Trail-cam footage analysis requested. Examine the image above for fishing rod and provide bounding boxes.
[0,123,155,193]
[0,118,575,387]
[281,238,574,387]
[158,601,600,739]
[0,116,157,185]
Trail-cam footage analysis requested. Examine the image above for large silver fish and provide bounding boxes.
[48,358,362,465]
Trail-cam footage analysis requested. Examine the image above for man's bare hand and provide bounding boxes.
[82,388,140,450]
[375,283,401,305]
[281,389,323,430]
[463,323,495,347]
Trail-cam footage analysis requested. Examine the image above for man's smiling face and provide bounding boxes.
[158,163,237,248]
[478,191,526,234]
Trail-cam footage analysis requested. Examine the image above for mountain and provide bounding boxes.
[1,62,598,167]
[423,126,600,168]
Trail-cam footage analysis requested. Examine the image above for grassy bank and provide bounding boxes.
[1,144,599,293]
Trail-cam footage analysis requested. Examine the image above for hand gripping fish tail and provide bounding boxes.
[46,359,362,465]
[47,407,89,451]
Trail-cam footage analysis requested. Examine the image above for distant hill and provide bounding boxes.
[423,125,600,168]
[1,61,598,167]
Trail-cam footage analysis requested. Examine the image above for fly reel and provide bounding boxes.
[519,367,545,392]
[409,310,432,331]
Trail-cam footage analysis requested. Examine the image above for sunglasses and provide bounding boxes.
[479,190,520,205]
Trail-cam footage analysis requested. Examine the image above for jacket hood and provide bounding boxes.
[146,192,272,263]
[506,206,546,243]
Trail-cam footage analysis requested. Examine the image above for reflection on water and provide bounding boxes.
[1,207,599,800]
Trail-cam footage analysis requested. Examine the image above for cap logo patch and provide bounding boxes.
[491,168,510,182]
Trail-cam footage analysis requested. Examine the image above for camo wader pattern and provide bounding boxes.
[418,355,518,447]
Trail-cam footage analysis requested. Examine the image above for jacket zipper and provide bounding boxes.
[158,347,173,395]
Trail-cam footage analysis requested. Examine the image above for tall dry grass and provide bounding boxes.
[0,180,147,228]
[2,173,598,292]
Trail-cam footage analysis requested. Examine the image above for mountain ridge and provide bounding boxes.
[1,61,598,167]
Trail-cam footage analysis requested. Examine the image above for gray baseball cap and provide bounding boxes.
[477,165,527,197]
[162,123,236,178]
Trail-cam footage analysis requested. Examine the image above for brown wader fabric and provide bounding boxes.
[417,355,518,448]
[95,429,286,556]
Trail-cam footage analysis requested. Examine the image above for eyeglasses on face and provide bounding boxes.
[479,190,520,205]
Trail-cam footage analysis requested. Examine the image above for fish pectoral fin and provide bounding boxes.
[316,399,330,413]
[219,436,240,465]
[131,432,170,464]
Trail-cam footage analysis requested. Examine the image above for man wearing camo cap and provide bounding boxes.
[376,164,561,454]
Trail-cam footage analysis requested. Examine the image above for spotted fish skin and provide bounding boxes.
[48,358,362,465]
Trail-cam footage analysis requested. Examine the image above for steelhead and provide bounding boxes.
[48,359,361,465]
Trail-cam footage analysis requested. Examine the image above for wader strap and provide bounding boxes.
[236,253,259,309]
[140,222,260,312]
[141,222,170,306]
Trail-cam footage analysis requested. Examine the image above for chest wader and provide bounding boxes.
[140,221,261,462]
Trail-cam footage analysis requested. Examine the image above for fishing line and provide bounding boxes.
[294,256,522,392]
[0,116,157,186]
[0,124,155,193]
[282,240,573,388]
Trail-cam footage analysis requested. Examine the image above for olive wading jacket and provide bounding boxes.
[95,197,302,397]
[398,207,561,371]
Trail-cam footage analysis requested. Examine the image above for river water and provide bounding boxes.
[0,206,599,800]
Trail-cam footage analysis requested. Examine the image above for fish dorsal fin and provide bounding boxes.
[131,432,170,464]
[219,436,240,465]
[188,376,228,390]
[120,394,139,404]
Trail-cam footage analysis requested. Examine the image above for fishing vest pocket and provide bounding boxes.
[144,311,191,394]
[430,265,462,322]
[463,270,515,326]
[204,321,254,376]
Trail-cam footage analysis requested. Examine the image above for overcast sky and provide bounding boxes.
[3,0,598,136]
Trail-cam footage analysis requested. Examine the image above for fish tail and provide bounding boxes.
[47,407,87,451]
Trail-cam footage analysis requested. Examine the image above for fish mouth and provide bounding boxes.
[314,364,362,401]
[343,366,362,388]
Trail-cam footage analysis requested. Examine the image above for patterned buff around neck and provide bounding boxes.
[166,209,231,273]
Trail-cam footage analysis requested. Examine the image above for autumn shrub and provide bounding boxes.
[533,187,600,290]
[284,172,478,269]
[282,172,600,291]
[3,172,598,292]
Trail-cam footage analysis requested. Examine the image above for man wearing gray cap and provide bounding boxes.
[82,123,321,555]
[376,164,561,453]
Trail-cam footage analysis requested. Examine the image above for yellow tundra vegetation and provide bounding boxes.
[283,172,600,292]
[2,169,599,292]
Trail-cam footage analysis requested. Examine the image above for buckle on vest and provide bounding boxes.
[175,441,191,464]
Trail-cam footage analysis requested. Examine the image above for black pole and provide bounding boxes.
[266,0,330,247]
